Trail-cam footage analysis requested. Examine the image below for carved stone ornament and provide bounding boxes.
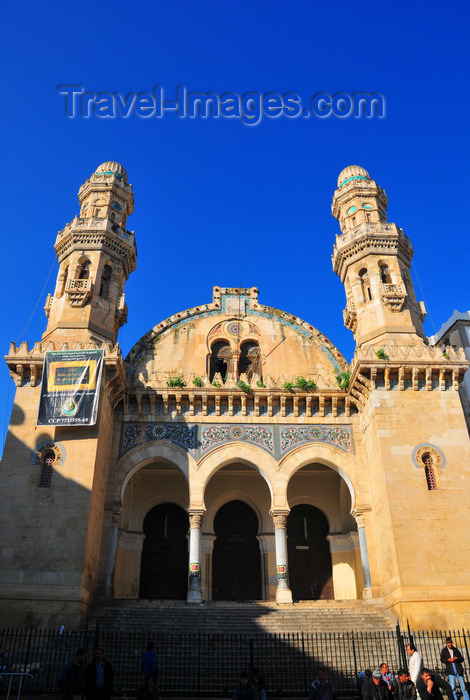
[381,284,406,312]
[343,301,357,332]
[189,513,203,528]
[32,440,65,466]
[413,444,445,469]
[272,513,288,528]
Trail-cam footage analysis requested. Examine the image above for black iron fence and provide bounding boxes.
[0,626,469,697]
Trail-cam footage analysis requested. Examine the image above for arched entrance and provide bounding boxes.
[140,503,189,599]
[287,504,333,600]
[212,500,261,600]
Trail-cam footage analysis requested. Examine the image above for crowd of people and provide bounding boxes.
[355,639,470,700]
[57,636,469,700]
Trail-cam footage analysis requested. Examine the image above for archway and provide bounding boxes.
[139,503,189,599]
[287,504,333,600]
[212,500,261,600]
[286,461,362,601]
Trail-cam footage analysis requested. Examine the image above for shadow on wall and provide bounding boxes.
[0,411,106,629]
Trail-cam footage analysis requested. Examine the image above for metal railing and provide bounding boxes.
[0,673,35,700]
[0,626,468,697]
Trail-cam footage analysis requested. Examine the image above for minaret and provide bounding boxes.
[43,161,137,346]
[331,165,426,348]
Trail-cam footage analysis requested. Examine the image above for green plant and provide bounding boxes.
[237,379,251,393]
[336,370,351,390]
[256,380,266,388]
[192,376,203,387]
[282,381,293,390]
[167,376,185,388]
[443,351,450,360]
[376,348,389,360]
[293,376,316,390]
[212,381,221,388]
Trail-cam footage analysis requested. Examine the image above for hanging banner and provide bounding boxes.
[37,350,104,426]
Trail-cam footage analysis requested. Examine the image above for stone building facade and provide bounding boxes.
[1,162,469,630]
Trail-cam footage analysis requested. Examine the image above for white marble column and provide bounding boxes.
[272,511,293,604]
[105,504,122,599]
[352,508,372,590]
[187,512,204,604]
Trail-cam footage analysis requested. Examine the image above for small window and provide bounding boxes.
[359,268,372,302]
[380,265,392,284]
[79,261,91,280]
[100,264,113,299]
[39,451,54,488]
[423,454,437,490]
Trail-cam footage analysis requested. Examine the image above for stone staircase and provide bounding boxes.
[85,601,401,697]
[90,599,397,633]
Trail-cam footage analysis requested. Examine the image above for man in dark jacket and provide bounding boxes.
[440,637,470,700]
[58,648,88,700]
[392,669,416,700]
[362,670,393,700]
[310,668,337,700]
[416,668,452,700]
[232,671,258,700]
[86,647,113,700]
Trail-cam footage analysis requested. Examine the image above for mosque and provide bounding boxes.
[1,162,469,630]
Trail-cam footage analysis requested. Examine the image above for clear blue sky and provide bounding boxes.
[1,1,469,453]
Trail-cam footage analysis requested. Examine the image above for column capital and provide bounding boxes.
[111,504,123,527]
[270,510,290,528]
[189,510,205,528]
[351,504,371,528]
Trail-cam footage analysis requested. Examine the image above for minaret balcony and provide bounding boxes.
[380,284,406,312]
[65,278,92,307]
[343,301,357,332]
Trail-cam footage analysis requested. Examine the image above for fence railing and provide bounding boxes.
[0,626,468,697]
[0,673,35,700]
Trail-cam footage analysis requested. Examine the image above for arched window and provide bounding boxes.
[238,341,261,380]
[39,451,54,488]
[79,260,91,280]
[359,268,372,301]
[423,454,437,490]
[100,264,112,299]
[209,341,231,382]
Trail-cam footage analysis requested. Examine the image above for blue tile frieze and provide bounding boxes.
[119,422,354,459]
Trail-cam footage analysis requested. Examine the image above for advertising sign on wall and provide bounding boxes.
[37,350,104,426]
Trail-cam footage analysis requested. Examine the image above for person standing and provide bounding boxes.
[86,648,113,700]
[407,645,424,687]
[250,668,266,700]
[416,668,452,700]
[141,642,159,683]
[310,668,337,700]
[440,637,470,700]
[58,648,88,700]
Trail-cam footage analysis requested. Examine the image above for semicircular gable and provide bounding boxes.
[125,286,348,385]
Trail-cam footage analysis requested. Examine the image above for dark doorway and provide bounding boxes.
[212,500,261,600]
[140,503,189,599]
[287,504,334,600]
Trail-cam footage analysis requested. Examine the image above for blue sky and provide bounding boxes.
[1,1,469,453]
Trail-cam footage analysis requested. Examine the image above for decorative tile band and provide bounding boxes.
[119,422,354,460]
